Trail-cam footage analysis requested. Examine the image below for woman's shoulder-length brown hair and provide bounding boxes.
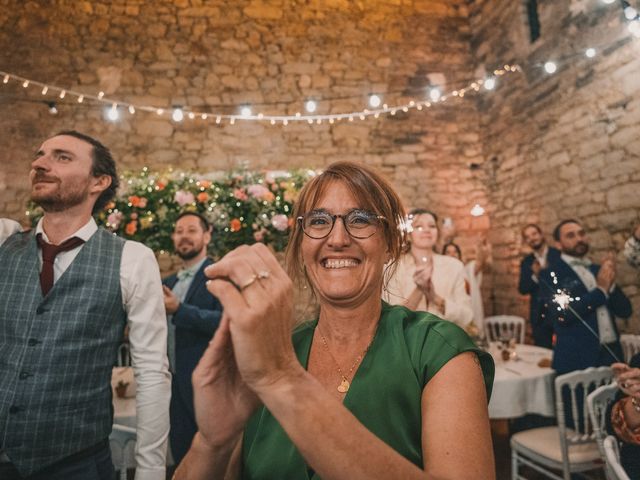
[285,161,407,289]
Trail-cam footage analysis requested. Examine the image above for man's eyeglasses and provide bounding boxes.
[297,209,386,239]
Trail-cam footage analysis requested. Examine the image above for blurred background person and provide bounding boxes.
[443,238,492,336]
[385,208,474,331]
[162,212,223,464]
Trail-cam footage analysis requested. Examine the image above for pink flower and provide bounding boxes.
[107,211,123,229]
[247,184,271,199]
[271,214,289,232]
[138,197,148,208]
[233,188,248,201]
[174,190,195,206]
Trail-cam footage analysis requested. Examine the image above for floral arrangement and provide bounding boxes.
[27,167,315,258]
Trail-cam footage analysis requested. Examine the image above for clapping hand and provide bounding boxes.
[612,362,640,398]
[596,253,616,292]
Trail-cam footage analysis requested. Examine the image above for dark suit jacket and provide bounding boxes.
[518,246,561,347]
[539,258,632,374]
[163,258,222,408]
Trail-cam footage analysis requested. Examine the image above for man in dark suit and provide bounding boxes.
[163,212,222,464]
[518,223,561,348]
[539,219,632,375]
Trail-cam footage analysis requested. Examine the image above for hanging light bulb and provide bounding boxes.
[429,88,441,102]
[107,105,119,122]
[22,80,29,88]
[41,86,48,95]
[2,74,9,83]
[305,100,317,113]
[544,61,557,74]
[585,48,596,58]
[470,204,485,217]
[98,91,105,99]
[47,102,58,115]
[188,112,195,120]
[172,107,184,122]
[77,95,84,103]
[368,94,381,108]
[484,77,496,90]
[240,106,252,117]
[128,105,135,114]
[59,90,66,99]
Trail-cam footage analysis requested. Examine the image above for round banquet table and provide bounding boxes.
[488,344,556,419]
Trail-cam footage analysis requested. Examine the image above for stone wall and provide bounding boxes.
[0,0,487,248]
[469,0,640,332]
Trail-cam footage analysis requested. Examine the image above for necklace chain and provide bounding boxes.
[317,327,374,393]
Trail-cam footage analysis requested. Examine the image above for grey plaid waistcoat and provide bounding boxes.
[0,228,127,476]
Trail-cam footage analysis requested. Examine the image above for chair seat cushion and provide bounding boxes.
[511,426,603,466]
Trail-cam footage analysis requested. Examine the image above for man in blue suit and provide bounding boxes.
[518,223,561,348]
[540,219,632,375]
[163,212,222,463]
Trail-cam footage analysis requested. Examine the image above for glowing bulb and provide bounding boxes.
[128,105,135,114]
[201,113,208,120]
[470,204,485,217]
[305,100,317,113]
[188,112,195,119]
[156,108,164,115]
[98,91,105,99]
[2,74,9,83]
[544,61,557,74]
[601,0,614,3]
[77,95,84,103]
[22,80,29,88]
[429,88,441,102]
[369,94,381,108]
[240,106,252,117]
[41,86,48,95]
[172,107,184,122]
[59,90,66,99]
[585,48,596,58]
[47,102,58,115]
[484,77,496,90]
[624,6,637,20]
[107,105,119,122]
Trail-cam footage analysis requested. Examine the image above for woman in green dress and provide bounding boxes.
[174,161,495,480]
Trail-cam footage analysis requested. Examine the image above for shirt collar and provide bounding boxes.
[561,252,592,268]
[36,217,97,243]
[178,257,207,279]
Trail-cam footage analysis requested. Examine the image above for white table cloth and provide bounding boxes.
[488,344,556,419]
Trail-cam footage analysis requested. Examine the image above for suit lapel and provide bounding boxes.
[184,258,212,303]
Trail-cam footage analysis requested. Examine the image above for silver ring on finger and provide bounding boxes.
[257,270,270,280]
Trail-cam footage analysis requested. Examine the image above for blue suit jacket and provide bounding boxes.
[163,258,222,404]
[539,258,632,374]
[518,246,561,347]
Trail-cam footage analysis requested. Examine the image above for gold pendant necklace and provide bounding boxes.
[318,327,374,394]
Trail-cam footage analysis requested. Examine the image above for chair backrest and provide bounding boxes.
[117,342,131,367]
[603,435,631,480]
[109,424,137,480]
[555,367,614,480]
[619,334,640,363]
[483,315,525,343]
[587,383,620,464]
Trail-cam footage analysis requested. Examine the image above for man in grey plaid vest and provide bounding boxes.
[0,131,171,480]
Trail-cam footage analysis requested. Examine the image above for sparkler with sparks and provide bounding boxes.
[542,271,621,363]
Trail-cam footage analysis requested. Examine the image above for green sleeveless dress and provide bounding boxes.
[241,302,494,479]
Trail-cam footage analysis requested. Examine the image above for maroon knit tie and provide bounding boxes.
[36,233,85,296]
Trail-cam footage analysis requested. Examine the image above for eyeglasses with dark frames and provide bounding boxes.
[297,209,386,239]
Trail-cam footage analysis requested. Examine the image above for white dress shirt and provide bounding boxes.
[6,218,171,480]
[561,253,617,344]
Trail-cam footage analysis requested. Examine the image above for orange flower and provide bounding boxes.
[128,195,146,207]
[199,180,211,189]
[125,220,137,236]
[197,192,209,203]
[156,180,167,191]
[230,218,242,232]
[105,201,116,211]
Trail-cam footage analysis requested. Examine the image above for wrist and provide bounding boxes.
[252,364,308,401]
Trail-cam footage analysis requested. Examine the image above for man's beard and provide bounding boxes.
[176,242,203,261]
[529,239,544,250]
[31,176,90,213]
[564,242,589,257]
